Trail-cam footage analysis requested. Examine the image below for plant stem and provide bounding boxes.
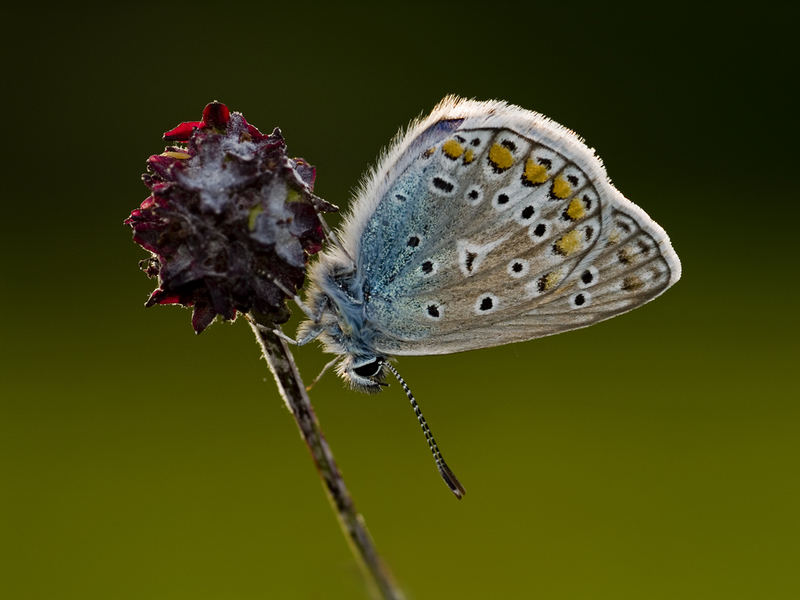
[248,317,404,600]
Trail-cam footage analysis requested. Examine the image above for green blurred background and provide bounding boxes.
[2,3,797,599]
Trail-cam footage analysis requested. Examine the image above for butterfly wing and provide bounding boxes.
[335,96,681,356]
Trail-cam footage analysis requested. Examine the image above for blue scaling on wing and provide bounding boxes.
[357,119,464,339]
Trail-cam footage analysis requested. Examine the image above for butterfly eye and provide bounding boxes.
[353,359,382,378]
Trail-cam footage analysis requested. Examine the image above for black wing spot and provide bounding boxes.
[471,138,481,146]
[421,261,434,274]
[497,193,509,204]
[567,174,579,186]
[533,223,547,237]
[581,270,593,284]
[468,189,479,200]
[574,293,586,306]
[479,296,493,311]
[501,139,517,151]
[521,205,535,219]
[512,262,523,273]
[465,251,478,272]
[432,177,454,193]
[427,304,440,318]
[585,226,594,241]
[538,157,552,168]
[407,236,420,247]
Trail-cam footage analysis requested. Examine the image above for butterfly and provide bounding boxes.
[283,96,681,498]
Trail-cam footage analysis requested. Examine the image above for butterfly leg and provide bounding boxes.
[269,324,323,347]
[265,275,321,322]
[305,355,341,391]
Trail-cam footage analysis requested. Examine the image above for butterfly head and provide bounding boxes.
[337,355,388,392]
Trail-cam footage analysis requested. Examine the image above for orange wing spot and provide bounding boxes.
[488,143,514,171]
[442,139,465,159]
[551,175,572,199]
[622,275,645,291]
[543,270,561,291]
[554,230,582,256]
[522,159,548,184]
[463,149,475,164]
[617,247,634,265]
[566,197,586,220]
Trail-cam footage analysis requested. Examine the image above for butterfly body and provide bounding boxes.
[299,96,681,391]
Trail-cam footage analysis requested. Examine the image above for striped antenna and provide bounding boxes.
[381,361,465,499]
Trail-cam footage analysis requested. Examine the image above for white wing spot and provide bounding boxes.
[425,303,444,320]
[578,265,599,288]
[514,203,536,225]
[570,291,592,309]
[528,219,553,242]
[465,186,483,206]
[507,259,530,278]
[474,293,499,315]
[457,235,509,277]
[529,147,566,174]
[561,165,587,191]
[492,186,519,212]
[429,173,457,196]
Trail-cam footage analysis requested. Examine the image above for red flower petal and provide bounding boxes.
[163,121,203,141]
[201,102,230,128]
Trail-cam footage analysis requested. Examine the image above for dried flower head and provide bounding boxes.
[126,102,335,332]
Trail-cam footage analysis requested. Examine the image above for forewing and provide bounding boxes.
[343,98,681,355]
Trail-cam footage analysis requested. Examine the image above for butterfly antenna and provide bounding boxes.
[381,361,465,499]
